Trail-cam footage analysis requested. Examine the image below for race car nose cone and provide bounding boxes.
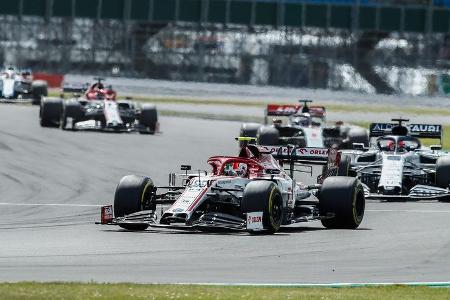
[379,186,401,195]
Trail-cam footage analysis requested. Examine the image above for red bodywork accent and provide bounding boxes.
[101,205,114,224]
[85,83,117,101]
[266,104,326,118]
[186,187,209,212]
[207,145,284,179]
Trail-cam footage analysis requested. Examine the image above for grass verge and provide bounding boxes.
[0,283,449,300]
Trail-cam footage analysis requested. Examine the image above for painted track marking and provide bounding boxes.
[0,202,101,207]
[367,209,450,213]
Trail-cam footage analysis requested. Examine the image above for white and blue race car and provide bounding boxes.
[339,118,450,201]
[0,67,47,104]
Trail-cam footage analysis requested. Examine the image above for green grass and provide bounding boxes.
[48,91,450,117]
[0,283,449,300]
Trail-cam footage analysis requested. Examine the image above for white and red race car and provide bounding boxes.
[240,100,368,149]
[39,78,158,134]
[99,139,365,234]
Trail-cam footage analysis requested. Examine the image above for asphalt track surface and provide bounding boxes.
[1,104,450,284]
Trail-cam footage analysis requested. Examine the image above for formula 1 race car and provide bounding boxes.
[39,78,158,134]
[98,138,365,234]
[0,67,48,104]
[240,100,369,149]
[339,118,450,201]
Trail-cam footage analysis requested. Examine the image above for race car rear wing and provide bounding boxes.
[264,104,326,124]
[260,145,339,182]
[62,82,89,93]
[261,145,334,165]
[369,123,443,140]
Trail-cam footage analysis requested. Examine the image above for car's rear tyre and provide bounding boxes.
[241,181,283,234]
[435,157,450,202]
[62,101,83,130]
[319,177,365,229]
[257,126,279,145]
[114,175,154,231]
[338,155,351,176]
[138,104,158,134]
[40,98,63,127]
[31,80,48,105]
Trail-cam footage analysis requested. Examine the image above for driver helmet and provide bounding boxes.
[223,162,248,177]
[236,163,248,177]
[223,163,236,176]
[398,140,406,151]
[387,140,395,151]
[292,113,311,127]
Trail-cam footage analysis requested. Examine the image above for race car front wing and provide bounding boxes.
[363,184,450,200]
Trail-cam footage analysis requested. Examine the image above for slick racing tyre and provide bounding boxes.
[319,177,365,229]
[241,181,283,234]
[257,126,279,145]
[239,123,261,146]
[138,104,158,134]
[338,155,351,176]
[39,98,63,127]
[435,157,450,202]
[114,175,154,231]
[31,80,48,105]
[62,101,83,130]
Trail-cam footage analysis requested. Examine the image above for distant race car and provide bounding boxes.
[240,100,369,149]
[98,138,365,234]
[339,118,450,201]
[39,78,158,134]
[0,67,48,104]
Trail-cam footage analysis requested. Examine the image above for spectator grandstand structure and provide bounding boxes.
[0,0,449,94]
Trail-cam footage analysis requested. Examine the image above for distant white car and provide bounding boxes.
[0,67,48,104]
[240,100,369,149]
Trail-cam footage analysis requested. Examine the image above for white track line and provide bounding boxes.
[367,209,450,213]
[0,202,101,207]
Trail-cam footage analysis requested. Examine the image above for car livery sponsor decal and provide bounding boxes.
[262,146,329,158]
[101,205,113,224]
[267,104,301,116]
[370,123,441,138]
[246,211,264,231]
[170,179,208,212]
[266,104,326,117]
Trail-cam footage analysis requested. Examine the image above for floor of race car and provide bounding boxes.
[0,104,449,284]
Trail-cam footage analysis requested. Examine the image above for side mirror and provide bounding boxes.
[353,143,365,150]
[430,145,442,151]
